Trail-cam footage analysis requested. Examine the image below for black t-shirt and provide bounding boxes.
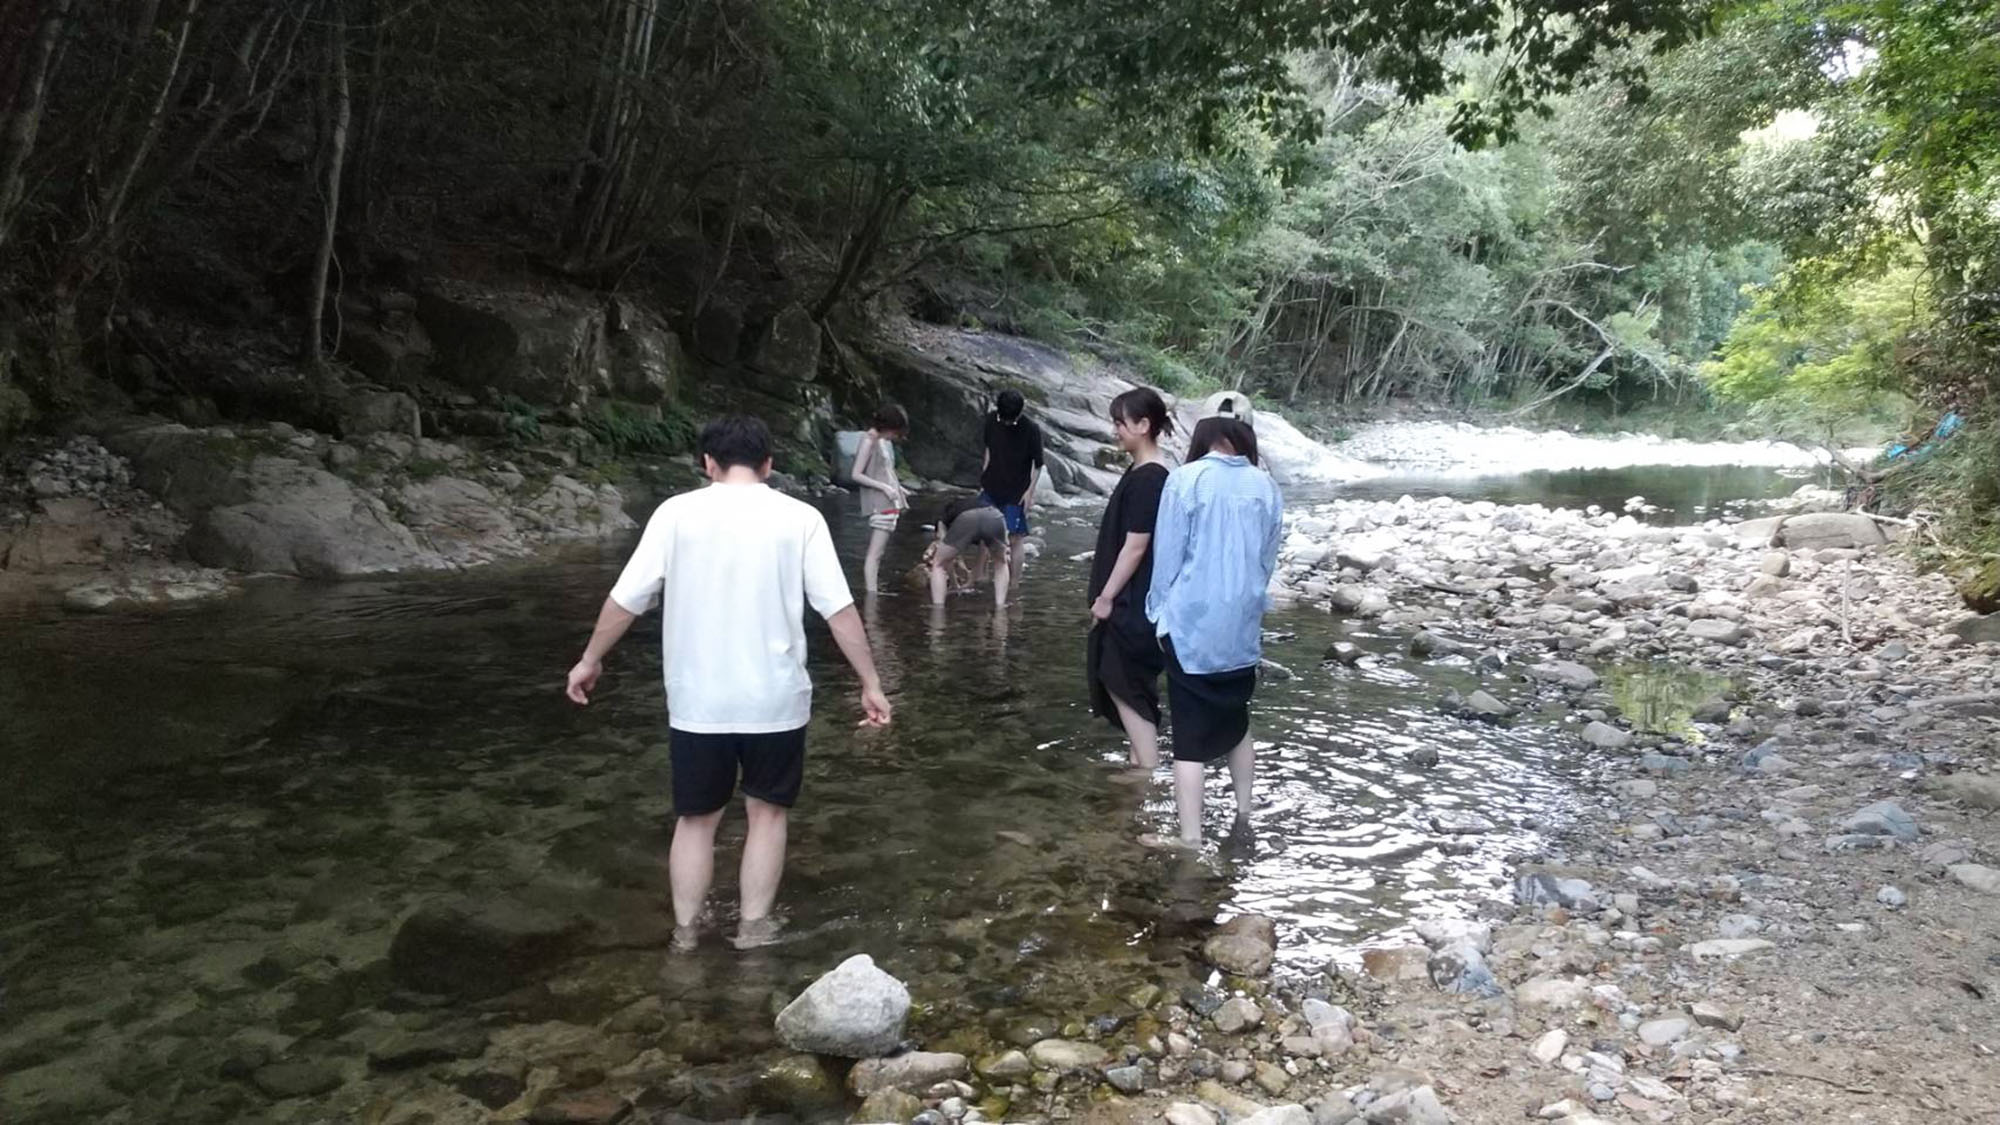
[1087,462,1169,627]
[979,413,1045,505]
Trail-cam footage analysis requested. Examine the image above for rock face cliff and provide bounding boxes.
[5,279,1376,604]
[848,320,1378,497]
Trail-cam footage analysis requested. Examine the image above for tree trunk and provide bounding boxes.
[812,173,911,320]
[0,0,74,254]
[306,2,351,364]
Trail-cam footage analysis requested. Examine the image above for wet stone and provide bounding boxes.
[1105,1064,1146,1093]
[249,1060,344,1100]
[1213,998,1264,1034]
[1840,800,1918,841]
[366,1026,489,1070]
[1205,913,1279,976]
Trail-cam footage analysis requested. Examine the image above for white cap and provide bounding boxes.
[1199,390,1255,427]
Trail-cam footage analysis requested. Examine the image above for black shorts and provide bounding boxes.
[669,726,807,816]
[1163,637,1258,763]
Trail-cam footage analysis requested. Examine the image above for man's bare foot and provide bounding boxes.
[731,915,783,950]
[1139,832,1199,852]
[671,924,700,953]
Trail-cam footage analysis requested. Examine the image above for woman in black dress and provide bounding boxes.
[1086,387,1175,771]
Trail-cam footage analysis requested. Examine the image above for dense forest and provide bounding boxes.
[0,0,1995,592]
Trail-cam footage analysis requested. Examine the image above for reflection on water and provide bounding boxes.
[0,496,1593,1122]
[1606,662,1733,736]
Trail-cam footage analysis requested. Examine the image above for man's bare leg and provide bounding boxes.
[1008,535,1027,589]
[669,810,724,948]
[1110,695,1160,771]
[735,797,789,948]
[1227,731,1255,826]
[992,552,1010,608]
[862,528,891,594]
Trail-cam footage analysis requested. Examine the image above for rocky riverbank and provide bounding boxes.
[0,421,644,608]
[785,496,1999,1125]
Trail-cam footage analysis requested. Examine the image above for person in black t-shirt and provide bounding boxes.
[975,389,1045,595]
[1086,387,1174,773]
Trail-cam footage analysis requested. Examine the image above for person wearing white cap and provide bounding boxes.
[1142,389,1284,848]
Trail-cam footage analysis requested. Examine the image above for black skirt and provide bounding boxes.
[1163,636,1257,763]
[1087,612,1163,731]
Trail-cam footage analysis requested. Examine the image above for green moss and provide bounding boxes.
[580,401,697,456]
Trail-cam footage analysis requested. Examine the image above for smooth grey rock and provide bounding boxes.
[1204,913,1278,976]
[1028,1039,1109,1070]
[847,1051,968,1096]
[1840,800,1918,841]
[1515,976,1590,1008]
[1637,1017,1691,1048]
[1773,512,1888,551]
[416,282,606,404]
[1240,1107,1313,1125]
[1104,1064,1146,1094]
[1640,753,1691,777]
[1687,619,1748,645]
[1947,614,2000,645]
[1213,998,1264,1034]
[1949,864,2000,894]
[1687,938,1776,959]
[1529,660,1600,691]
[251,1061,344,1100]
[1167,1105,1220,1125]
[1580,721,1633,750]
[1876,885,1908,909]
[1690,1001,1742,1031]
[1930,773,2000,811]
[775,954,911,1057]
[1360,1085,1451,1124]
[386,898,591,998]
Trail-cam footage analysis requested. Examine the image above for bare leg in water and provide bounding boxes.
[733,797,788,948]
[1110,694,1160,772]
[668,810,724,949]
[862,527,892,595]
[1227,730,1254,826]
[1163,730,1252,847]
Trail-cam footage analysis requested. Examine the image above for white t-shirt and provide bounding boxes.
[609,482,855,733]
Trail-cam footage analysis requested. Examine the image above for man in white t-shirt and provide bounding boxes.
[565,416,892,950]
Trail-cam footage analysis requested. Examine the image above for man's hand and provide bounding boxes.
[1090,595,1114,622]
[566,658,602,705]
[859,684,893,727]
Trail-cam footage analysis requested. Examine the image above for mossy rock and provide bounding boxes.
[1954,558,2000,613]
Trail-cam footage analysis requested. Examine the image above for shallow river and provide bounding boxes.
[0,463,1801,1123]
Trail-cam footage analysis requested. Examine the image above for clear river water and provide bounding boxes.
[0,462,1814,1123]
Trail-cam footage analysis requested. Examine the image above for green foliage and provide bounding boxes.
[1703,260,1922,436]
[579,402,698,457]
[497,394,542,443]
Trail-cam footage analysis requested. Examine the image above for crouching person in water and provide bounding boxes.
[1145,392,1283,848]
[565,416,892,950]
[1087,387,1174,773]
[930,497,1010,608]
